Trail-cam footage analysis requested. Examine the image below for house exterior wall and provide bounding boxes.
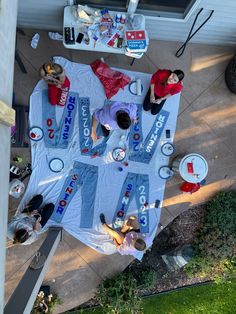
[0,0,18,312]
[144,0,236,45]
[17,0,67,30]
[17,0,236,45]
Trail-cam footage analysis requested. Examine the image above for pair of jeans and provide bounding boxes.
[129,104,170,164]
[112,172,149,233]
[78,97,110,156]
[143,88,166,115]
[22,194,54,228]
[51,161,98,227]
[42,90,77,148]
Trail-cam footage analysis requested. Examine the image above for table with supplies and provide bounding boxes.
[63,5,148,59]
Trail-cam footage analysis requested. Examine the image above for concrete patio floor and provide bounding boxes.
[5,30,236,313]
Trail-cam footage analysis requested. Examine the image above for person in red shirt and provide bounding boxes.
[39,62,70,106]
[143,69,184,115]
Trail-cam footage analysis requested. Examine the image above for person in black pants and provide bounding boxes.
[143,88,167,115]
[22,194,54,227]
[143,69,184,115]
[8,194,55,245]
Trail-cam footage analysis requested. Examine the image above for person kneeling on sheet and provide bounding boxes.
[8,194,54,245]
[39,62,70,106]
[100,214,148,256]
[143,69,184,115]
[91,101,138,141]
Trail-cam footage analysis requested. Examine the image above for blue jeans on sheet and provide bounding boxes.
[128,103,143,160]
[78,97,110,157]
[42,90,77,149]
[51,161,98,228]
[112,172,150,233]
[129,108,169,164]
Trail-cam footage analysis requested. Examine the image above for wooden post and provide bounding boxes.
[0,100,15,127]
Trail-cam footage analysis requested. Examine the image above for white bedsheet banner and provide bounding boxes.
[18,57,180,260]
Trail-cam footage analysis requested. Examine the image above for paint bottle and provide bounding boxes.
[121,14,126,24]
[116,13,121,23]
[118,166,123,172]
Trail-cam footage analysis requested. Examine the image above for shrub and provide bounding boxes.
[133,267,157,289]
[96,272,142,314]
[185,191,236,281]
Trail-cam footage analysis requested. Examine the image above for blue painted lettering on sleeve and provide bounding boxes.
[42,90,77,149]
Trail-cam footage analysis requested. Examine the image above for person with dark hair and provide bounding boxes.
[143,69,184,115]
[39,62,70,106]
[100,214,149,256]
[91,101,137,141]
[7,194,55,245]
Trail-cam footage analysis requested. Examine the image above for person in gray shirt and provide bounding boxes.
[8,194,54,245]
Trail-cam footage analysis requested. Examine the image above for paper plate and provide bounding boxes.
[49,158,64,172]
[29,127,44,141]
[129,81,143,96]
[158,166,174,180]
[161,142,175,156]
[112,147,126,162]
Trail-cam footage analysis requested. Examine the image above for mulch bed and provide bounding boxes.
[127,204,210,295]
[78,205,210,310]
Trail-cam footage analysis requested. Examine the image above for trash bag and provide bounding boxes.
[73,5,100,26]
[90,60,131,99]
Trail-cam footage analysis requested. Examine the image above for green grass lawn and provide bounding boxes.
[142,280,236,314]
[72,280,236,314]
